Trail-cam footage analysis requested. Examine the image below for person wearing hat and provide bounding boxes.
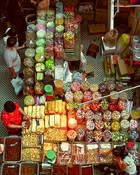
[1,101,31,136]
[101,144,137,175]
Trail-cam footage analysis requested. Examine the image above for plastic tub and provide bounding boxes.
[20,162,39,175]
[3,136,22,162]
[1,163,20,175]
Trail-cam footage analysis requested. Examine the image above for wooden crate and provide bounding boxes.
[95,9,108,24]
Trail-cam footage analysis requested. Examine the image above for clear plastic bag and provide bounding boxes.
[11,76,23,95]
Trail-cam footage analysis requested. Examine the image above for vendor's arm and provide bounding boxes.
[101,148,113,157]
[114,157,128,171]
[9,67,16,79]
[15,42,26,50]
[7,123,23,129]
[18,107,31,120]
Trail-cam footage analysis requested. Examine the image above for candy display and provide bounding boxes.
[120,119,130,130]
[118,100,127,111]
[83,91,92,102]
[95,120,104,130]
[89,83,99,93]
[106,82,116,92]
[131,110,140,119]
[111,121,120,131]
[92,91,102,101]
[109,102,118,112]
[93,112,102,120]
[110,91,118,102]
[67,130,77,141]
[68,118,77,129]
[103,130,112,142]
[82,104,90,112]
[86,143,100,164]
[85,130,94,142]
[85,110,94,121]
[71,82,81,92]
[65,91,74,103]
[76,128,85,141]
[119,131,128,142]
[118,92,128,101]
[90,101,100,112]
[63,31,75,49]
[121,110,130,120]
[130,119,138,130]
[112,131,120,142]
[103,110,112,121]
[100,144,113,163]
[104,121,111,130]
[76,108,85,124]
[94,130,103,142]
[86,120,95,130]
[101,99,109,111]
[73,91,83,102]
[99,82,107,93]
[112,111,121,121]
[128,130,139,141]
[80,81,90,92]
[72,143,86,164]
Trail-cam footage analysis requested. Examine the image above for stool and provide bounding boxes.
[86,43,99,58]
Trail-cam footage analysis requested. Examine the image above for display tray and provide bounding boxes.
[1,163,20,175]
[3,136,22,162]
[20,161,39,175]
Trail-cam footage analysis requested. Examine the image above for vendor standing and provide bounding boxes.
[1,101,30,136]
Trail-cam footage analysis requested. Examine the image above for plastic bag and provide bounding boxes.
[11,76,23,95]
[80,51,87,72]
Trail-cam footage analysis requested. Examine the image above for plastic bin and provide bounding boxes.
[20,161,39,175]
[1,163,20,175]
[3,136,22,162]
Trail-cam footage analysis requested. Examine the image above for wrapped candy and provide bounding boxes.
[66,103,75,111]
[73,91,83,102]
[121,110,130,120]
[65,91,74,103]
[109,102,118,112]
[85,110,94,121]
[99,82,107,93]
[103,130,112,142]
[95,120,104,130]
[76,128,85,141]
[63,82,71,92]
[94,112,102,121]
[119,131,128,142]
[90,101,100,112]
[106,82,116,92]
[81,104,90,112]
[71,82,81,92]
[92,92,102,101]
[109,91,118,102]
[130,119,138,130]
[111,121,120,131]
[115,82,124,91]
[94,130,103,142]
[67,130,77,141]
[118,92,128,101]
[120,120,130,130]
[46,44,54,53]
[103,110,112,121]
[104,122,111,130]
[112,111,121,121]
[68,110,76,119]
[100,99,109,111]
[86,120,95,131]
[80,81,90,92]
[54,37,63,46]
[83,91,92,102]
[76,108,85,124]
[63,31,75,49]
[118,100,127,111]
[85,130,94,142]
[54,44,64,58]
[112,131,120,142]
[89,83,99,93]
[128,130,139,141]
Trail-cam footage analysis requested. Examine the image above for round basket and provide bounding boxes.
[104,29,118,47]
[25,14,37,25]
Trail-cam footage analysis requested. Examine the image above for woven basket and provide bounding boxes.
[25,14,37,25]
[104,29,118,47]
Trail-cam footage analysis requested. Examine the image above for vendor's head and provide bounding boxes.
[4,101,16,113]
[7,36,17,47]
[7,27,18,37]
[112,145,127,159]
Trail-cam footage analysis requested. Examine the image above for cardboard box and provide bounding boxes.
[88,24,106,35]
[95,9,108,24]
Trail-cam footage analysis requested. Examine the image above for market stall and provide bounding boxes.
[1,1,140,175]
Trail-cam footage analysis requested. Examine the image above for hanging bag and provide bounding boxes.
[11,76,23,95]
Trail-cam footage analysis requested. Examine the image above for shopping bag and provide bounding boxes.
[11,76,23,95]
